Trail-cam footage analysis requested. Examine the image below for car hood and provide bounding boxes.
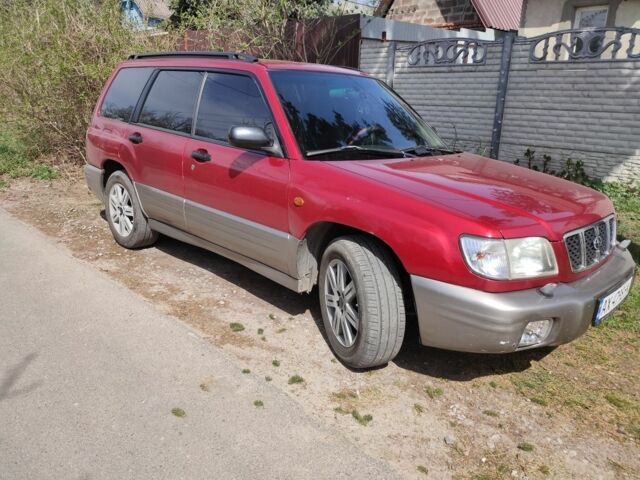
[328,153,613,240]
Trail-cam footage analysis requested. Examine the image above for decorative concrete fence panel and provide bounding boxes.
[359,27,640,182]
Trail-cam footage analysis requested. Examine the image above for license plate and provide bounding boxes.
[593,276,633,325]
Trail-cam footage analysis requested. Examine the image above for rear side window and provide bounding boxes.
[195,73,273,142]
[138,70,204,134]
[100,67,153,122]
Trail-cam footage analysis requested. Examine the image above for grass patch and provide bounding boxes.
[272,359,280,367]
[288,374,304,385]
[530,396,548,406]
[563,397,591,409]
[332,389,358,401]
[538,465,550,475]
[601,280,640,333]
[414,403,425,414]
[517,442,534,452]
[424,385,444,399]
[472,450,512,480]
[268,313,277,320]
[253,400,264,408]
[229,322,245,332]
[171,407,186,418]
[257,328,264,335]
[488,380,497,388]
[416,465,428,475]
[241,368,250,374]
[276,327,287,333]
[483,409,499,417]
[604,392,634,410]
[265,376,272,382]
[334,406,350,415]
[510,370,555,407]
[351,410,373,426]
[0,132,58,182]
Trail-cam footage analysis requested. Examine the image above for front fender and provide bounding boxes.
[288,161,484,286]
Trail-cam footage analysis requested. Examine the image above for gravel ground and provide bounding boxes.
[1,176,638,479]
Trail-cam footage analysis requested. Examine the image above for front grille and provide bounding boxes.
[564,215,616,272]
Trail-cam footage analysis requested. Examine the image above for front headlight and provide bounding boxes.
[460,236,558,280]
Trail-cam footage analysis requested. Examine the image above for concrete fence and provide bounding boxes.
[359,27,640,182]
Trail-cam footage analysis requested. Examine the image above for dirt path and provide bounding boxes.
[1,176,638,479]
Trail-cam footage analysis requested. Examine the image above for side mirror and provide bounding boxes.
[228,126,273,151]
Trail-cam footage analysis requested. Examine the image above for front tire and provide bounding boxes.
[105,170,158,249]
[319,235,406,369]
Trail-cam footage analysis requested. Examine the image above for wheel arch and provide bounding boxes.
[101,159,129,190]
[101,159,149,220]
[298,221,415,313]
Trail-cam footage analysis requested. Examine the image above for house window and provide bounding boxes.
[574,5,608,28]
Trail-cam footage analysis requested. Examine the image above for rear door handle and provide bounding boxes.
[191,149,211,162]
[128,132,143,144]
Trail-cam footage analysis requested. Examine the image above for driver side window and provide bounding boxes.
[195,72,275,144]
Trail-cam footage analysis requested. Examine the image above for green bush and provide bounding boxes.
[0,0,178,164]
[0,132,58,180]
[181,0,346,62]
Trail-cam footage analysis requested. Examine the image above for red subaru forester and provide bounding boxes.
[85,52,635,368]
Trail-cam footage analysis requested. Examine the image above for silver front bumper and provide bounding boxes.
[411,247,636,353]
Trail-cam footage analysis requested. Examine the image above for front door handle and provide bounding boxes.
[191,149,211,162]
[128,132,143,144]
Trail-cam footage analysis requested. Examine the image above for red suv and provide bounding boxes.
[85,52,635,368]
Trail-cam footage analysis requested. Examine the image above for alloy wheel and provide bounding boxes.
[108,183,134,237]
[324,258,360,347]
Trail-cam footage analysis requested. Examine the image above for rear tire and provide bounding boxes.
[319,235,406,369]
[105,170,158,249]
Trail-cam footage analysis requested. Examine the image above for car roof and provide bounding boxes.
[121,53,365,76]
[259,59,363,75]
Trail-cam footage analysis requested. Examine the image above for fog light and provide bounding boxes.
[519,319,553,347]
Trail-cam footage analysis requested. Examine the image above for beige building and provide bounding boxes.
[520,0,640,37]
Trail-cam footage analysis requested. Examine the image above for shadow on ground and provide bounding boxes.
[0,353,42,401]
[627,240,640,264]
[394,319,554,381]
[148,233,549,381]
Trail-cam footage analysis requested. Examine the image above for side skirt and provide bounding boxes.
[148,219,306,293]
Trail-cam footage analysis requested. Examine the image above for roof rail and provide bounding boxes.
[127,51,259,62]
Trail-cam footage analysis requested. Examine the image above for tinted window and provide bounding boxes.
[269,71,445,158]
[195,73,273,142]
[139,70,204,134]
[100,67,153,122]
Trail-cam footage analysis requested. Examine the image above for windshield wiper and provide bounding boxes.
[305,145,415,159]
[402,145,459,156]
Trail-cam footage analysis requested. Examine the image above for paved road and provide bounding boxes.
[0,209,399,480]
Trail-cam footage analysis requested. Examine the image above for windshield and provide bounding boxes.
[269,70,447,160]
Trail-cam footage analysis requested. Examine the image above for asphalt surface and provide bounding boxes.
[0,209,400,480]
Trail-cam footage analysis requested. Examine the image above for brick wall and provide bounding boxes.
[386,0,482,29]
[359,37,640,181]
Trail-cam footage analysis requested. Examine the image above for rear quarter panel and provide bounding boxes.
[86,64,140,179]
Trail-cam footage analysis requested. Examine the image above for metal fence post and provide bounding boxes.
[386,41,396,88]
[490,32,515,159]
